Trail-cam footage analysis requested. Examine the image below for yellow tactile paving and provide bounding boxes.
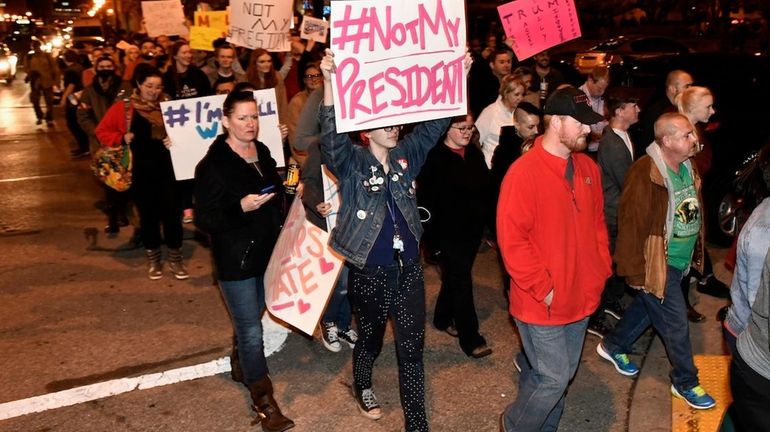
[672,355,732,432]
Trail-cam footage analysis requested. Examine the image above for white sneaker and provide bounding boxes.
[320,322,341,352]
[337,327,358,348]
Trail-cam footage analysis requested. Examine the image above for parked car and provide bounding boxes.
[615,52,770,245]
[573,35,692,74]
[0,42,18,84]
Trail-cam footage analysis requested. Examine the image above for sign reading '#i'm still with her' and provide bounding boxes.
[330,0,467,133]
[497,0,581,61]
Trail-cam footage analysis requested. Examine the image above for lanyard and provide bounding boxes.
[385,179,405,272]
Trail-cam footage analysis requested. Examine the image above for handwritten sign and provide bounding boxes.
[321,165,341,230]
[160,89,284,181]
[194,9,230,36]
[299,16,329,43]
[141,0,189,38]
[264,192,343,336]
[329,0,467,133]
[227,0,292,51]
[497,0,581,61]
[189,26,225,51]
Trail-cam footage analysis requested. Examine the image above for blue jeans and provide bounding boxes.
[603,266,699,391]
[349,259,427,432]
[503,317,588,432]
[322,265,352,330]
[219,277,268,386]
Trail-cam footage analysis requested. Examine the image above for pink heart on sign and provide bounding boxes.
[319,257,335,275]
[297,299,311,314]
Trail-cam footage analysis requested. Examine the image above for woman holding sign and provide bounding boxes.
[194,91,292,432]
[318,49,471,432]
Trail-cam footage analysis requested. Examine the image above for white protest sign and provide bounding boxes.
[160,89,285,181]
[264,192,343,336]
[141,0,189,38]
[329,0,467,133]
[321,166,341,230]
[227,0,292,51]
[299,16,328,43]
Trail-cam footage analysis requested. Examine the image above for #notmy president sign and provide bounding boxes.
[330,0,467,133]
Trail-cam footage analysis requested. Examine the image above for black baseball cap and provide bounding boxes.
[543,87,606,125]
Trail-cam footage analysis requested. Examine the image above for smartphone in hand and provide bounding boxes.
[259,184,276,194]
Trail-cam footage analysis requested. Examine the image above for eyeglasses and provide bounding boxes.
[451,125,476,133]
[383,126,402,132]
[304,73,322,79]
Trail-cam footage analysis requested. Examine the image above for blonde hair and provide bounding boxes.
[499,75,526,98]
[676,86,712,115]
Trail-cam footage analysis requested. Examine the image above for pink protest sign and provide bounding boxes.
[264,192,343,336]
[329,0,467,133]
[497,0,581,61]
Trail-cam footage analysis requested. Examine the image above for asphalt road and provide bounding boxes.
[0,73,731,432]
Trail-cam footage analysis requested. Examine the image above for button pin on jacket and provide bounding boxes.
[585,177,591,184]
[356,210,367,220]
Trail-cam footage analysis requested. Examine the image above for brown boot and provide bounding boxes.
[248,376,295,432]
[230,335,244,383]
[167,248,189,280]
[145,249,162,280]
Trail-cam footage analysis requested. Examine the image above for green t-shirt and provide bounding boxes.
[667,165,700,270]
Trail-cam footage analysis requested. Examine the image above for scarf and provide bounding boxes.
[130,91,167,140]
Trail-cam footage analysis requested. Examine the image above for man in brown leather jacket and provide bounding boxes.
[596,112,717,410]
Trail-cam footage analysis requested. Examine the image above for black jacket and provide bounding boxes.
[194,135,283,281]
[417,142,490,251]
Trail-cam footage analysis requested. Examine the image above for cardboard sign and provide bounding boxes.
[497,0,581,61]
[194,9,230,35]
[264,192,343,336]
[141,0,189,38]
[321,165,341,230]
[160,89,284,181]
[227,0,292,51]
[329,0,467,133]
[299,16,329,43]
[189,26,224,51]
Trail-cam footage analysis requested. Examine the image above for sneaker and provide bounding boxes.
[671,384,716,409]
[183,208,194,224]
[603,300,624,320]
[337,327,358,349]
[587,318,613,339]
[319,322,341,352]
[596,343,639,376]
[353,387,383,420]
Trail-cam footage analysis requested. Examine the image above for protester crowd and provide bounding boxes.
[23,13,770,432]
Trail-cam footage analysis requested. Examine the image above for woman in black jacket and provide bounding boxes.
[416,113,492,358]
[194,91,293,432]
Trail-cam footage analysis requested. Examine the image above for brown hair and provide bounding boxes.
[246,49,278,90]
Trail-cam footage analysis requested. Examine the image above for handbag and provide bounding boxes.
[91,93,133,192]
[91,145,132,191]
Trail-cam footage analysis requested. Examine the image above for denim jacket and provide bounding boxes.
[318,105,451,268]
[726,198,770,336]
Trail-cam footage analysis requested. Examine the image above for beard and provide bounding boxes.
[561,130,588,152]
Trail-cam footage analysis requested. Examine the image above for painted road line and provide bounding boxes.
[0,357,230,421]
[0,316,290,421]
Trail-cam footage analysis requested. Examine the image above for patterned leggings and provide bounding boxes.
[349,260,428,432]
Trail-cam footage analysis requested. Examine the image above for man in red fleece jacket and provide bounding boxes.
[498,87,612,431]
